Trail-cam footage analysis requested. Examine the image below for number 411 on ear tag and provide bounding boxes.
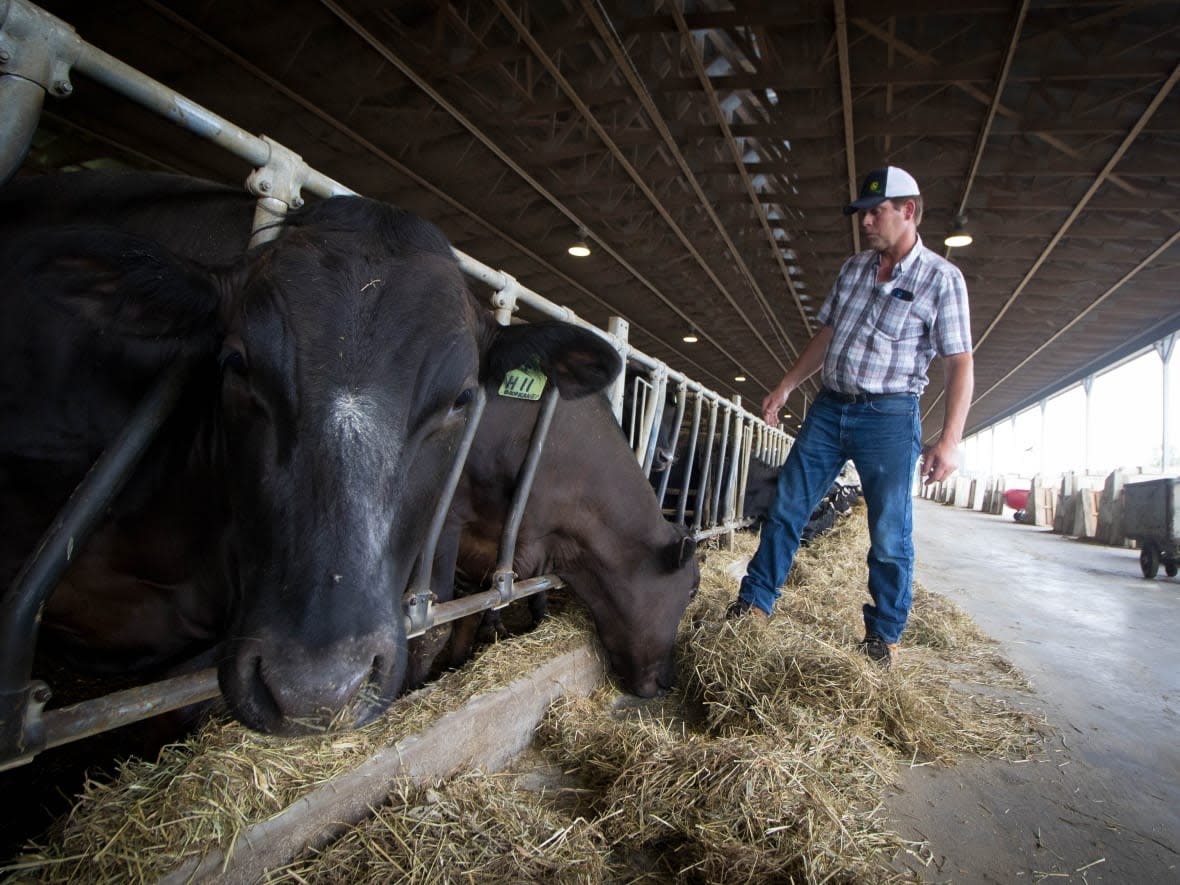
[498,365,547,400]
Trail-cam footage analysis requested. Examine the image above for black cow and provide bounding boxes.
[0,170,619,737]
[801,481,862,545]
[416,388,700,698]
[653,420,781,531]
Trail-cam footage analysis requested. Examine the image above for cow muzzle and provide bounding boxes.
[219,629,406,734]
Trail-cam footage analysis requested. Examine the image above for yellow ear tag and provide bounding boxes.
[498,365,547,401]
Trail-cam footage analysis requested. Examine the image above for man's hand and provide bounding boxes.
[761,384,792,427]
[920,437,960,484]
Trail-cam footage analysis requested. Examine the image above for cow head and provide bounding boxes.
[21,195,619,735]
[583,524,699,698]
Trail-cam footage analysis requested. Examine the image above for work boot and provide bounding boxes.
[858,634,898,669]
[725,598,769,621]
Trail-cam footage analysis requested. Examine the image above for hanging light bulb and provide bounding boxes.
[682,329,699,343]
[567,226,591,257]
[944,214,973,248]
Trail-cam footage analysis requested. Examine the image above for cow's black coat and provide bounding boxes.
[414,390,700,698]
[0,171,619,737]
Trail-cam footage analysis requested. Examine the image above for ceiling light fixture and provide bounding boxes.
[567,226,592,257]
[682,329,699,344]
[734,375,746,382]
[944,214,973,249]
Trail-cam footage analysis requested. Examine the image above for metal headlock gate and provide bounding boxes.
[0,0,791,771]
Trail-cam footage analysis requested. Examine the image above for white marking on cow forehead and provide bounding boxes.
[331,391,379,436]
[328,391,400,555]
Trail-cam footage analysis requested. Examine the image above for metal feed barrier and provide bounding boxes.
[0,0,791,770]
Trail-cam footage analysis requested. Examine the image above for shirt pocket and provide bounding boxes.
[870,296,917,341]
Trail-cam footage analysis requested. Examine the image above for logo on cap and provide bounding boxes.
[868,180,881,193]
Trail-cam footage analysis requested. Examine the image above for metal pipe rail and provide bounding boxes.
[0,0,790,767]
[0,572,565,772]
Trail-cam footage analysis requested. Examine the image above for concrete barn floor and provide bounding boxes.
[887,496,1180,883]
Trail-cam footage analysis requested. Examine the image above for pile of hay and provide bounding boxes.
[1,612,598,883]
[3,508,1044,883]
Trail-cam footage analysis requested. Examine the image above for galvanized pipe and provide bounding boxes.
[692,399,719,534]
[655,380,688,509]
[492,384,560,603]
[2,570,568,770]
[0,0,74,184]
[71,36,347,199]
[605,317,630,424]
[626,372,648,455]
[737,417,754,522]
[674,392,703,525]
[693,520,753,543]
[639,368,668,478]
[722,399,744,524]
[0,361,193,768]
[710,403,732,527]
[0,71,42,183]
[404,387,488,635]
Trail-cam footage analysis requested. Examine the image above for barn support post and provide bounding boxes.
[606,316,629,425]
[676,392,704,526]
[1083,374,1095,475]
[692,398,719,534]
[491,384,561,605]
[1156,334,1175,471]
[0,360,193,770]
[403,387,488,636]
[1039,399,1048,478]
[655,380,688,508]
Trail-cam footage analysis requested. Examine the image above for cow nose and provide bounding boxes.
[221,630,405,733]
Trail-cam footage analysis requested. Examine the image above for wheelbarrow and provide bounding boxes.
[1004,488,1029,523]
[1121,477,1180,578]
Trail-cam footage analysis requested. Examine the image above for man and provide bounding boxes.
[727,166,974,669]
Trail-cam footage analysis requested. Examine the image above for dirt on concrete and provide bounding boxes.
[886,498,1180,884]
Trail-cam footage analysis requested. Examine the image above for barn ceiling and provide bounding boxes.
[9,0,1180,440]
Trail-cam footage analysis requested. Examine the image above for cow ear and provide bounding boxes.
[485,320,622,399]
[662,532,698,572]
[19,228,226,344]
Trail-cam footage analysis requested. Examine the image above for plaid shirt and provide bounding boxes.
[815,235,972,396]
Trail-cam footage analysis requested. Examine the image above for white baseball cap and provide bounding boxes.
[843,166,921,215]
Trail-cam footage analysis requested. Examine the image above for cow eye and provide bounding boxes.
[220,348,248,377]
[453,387,476,410]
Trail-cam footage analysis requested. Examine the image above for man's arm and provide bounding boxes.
[920,350,974,484]
[760,325,834,426]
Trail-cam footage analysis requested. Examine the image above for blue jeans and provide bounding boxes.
[739,392,921,644]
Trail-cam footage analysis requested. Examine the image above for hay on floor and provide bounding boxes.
[4,507,1046,884]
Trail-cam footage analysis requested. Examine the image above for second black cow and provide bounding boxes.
[418,385,700,698]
